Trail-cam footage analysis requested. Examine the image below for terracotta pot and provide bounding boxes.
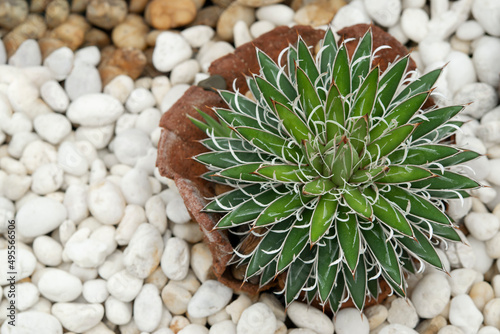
[157,24,419,305]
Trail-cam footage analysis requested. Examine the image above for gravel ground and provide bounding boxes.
[0,0,500,333]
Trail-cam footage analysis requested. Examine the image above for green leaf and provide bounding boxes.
[374,165,435,184]
[302,139,323,173]
[372,56,409,118]
[200,137,253,152]
[331,140,354,186]
[361,222,402,287]
[382,186,452,225]
[351,30,372,89]
[332,44,350,98]
[367,265,380,299]
[255,76,292,111]
[424,190,470,199]
[246,218,294,277]
[297,66,325,136]
[204,184,263,212]
[411,106,463,140]
[396,227,443,269]
[337,213,360,273]
[287,46,298,85]
[297,38,320,93]
[342,186,372,219]
[235,126,301,162]
[310,193,338,243]
[254,193,309,227]
[361,124,416,167]
[370,91,429,140]
[274,102,311,144]
[257,164,317,183]
[215,108,278,134]
[217,163,268,182]
[363,187,413,237]
[189,109,231,137]
[317,232,340,302]
[216,187,285,228]
[418,120,463,142]
[260,258,277,286]
[328,274,345,313]
[382,271,406,297]
[413,218,462,241]
[388,144,459,165]
[257,49,297,102]
[195,151,267,169]
[285,246,316,305]
[411,169,480,190]
[277,209,313,272]
[343,255,366,310]
[303,178,336,195]
[351,67,379,118]
[320,29,338,76]
[350,166,388,183]
[325,82,345,143]
[349,115,369,155]
[438,150,481,167]
[393,68,441,104]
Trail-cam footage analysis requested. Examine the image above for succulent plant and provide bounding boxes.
[190,28,480,312]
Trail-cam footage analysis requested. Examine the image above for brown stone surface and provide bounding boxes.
[3,14,47,57]
[144,0,197,30]
[98,47,147,86]
[38,37,66,59]
[84,27,111,48]
[45,0,70,28]
[188,5,224,28]
[86,0,128,30]
[0,0,29,30]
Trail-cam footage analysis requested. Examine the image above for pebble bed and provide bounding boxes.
[0,0,499,333]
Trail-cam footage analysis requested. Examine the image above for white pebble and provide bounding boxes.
[123,223,164,279]
[335,308,369,334]
[364,0,401,27]
[190,242,213,283]
[136,107,161,136]
[478,327,500,334]
[236,302,276,334]
[115,204,146,245]
[387,298,419,328]
[107,269,143,302]
[105,296,132,325]
[57,141,89,176]
[51,302,104,332]
[33,235,63,266]
[226,294,252,323]
[153,32,193,72]
[483,298,500,328]
[151,76,172,106]
[233,20,252,47]
[67,93,124,126]
[9,39,41,67]
[454,82,498,119]
[468,236,494,274]
[65,63,102,101]
[170,59,200,85]
[74,46,101,66]
[40,80,70,112]
[179,324,209,334]
[187,280,233,318]
[0,311,62,333]
[0,248,36,284]
[331,3,371,31]
[2,174,31,201]
[2,112,32,136]
[456,20,485,41]
[379,324,419,334]
[7,77,38,115]
[98,250,124,280]
[438,326,466,334]
[90,225,117,256]
[448,268,482,297]
[83,279,109,303]
[209,320,236,334]
[31,163,64,195]
[449,294,483,334]
[485,231,500,258]
[473,36,500,88]
[472,0,500,37]
[16,197,67,238]
[162,281,192,314]
[161,237,190,280]
[125,87,156,113]
[64,228,108,268]
[445,51,476,94]
[166,195,191,224]
[7,132,39,159]
[465,212,500,241]
[43,47,74,81]
[287,302,334,334]
[104,74,134,104]
[197,41,235,73]
[38,268,82,302]
[181,25,215,48]
[120,168,152,206]
[88,180,126,225]
[256,4,294,25]
[160,83,190,113]
[112,128,152,166]
[63,184,88,223]
[134,284,163,332]
[411,273,451,318]
[16,282,40,311]
[75,124,115,150]
[250,20,276,39]
[401,8,429,42]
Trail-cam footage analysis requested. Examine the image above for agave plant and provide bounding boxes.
[190,28,480,312]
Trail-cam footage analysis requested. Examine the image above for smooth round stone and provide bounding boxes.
[387,298,419,328]
[0,248,35,285]
[233,20,252,47]
[472,0,500,37]
[123,223,163,279]
[115,204,146,245]
[7,132,39,159]
[161,237,190,280]
[209,320,236,334]
[2,174,31,201]
[51,302,104,332]
[449,294,483,334]
[364,0,401,27]
[125,87,156,113]
[33,235,63,266]
[40,80,70,113]
[15,282,40,311]
[31,163,64,195]
[64,228,108,268]
[104,74,135,104]
[190,242,213,283]
[64,184,89,224]
[160,83,190,113]
[478,327,500,334]
[162,281,192,315]
[468,236,494,274]
[74,46,101,66]
[120,168,152,206]
[335,308,368,334]
[445,51,476,94]
[255,4,294,25]
[250,20,275,39]
[196,41,235,73]
[107,269,143,302]
[58,141,89,176]
[43,46,74,81]
[473,36,500,88]
[181,25,215,49]
[483,298,500,328]
[485,231,500,258]
[288,302,334,334]
[2,112,32,136]
[88,180,126,225]
[9,39,41,67]
[16,197,67,238]
[331,3,371,31]
[226,294,252,324]
[170,59,200,85]
[134,284,163,332]
[166,194,191,224]
[465,212,500,241]
[454,82,498,119]
[0,311,62,334]
[83,279,109,303]
[105,296,132,325]
[365,304,389,330]
[153,32,193,72]
[470,281,495,311]
[112,128,152,166]
[448,268,482,297]
[187,280,233,317]
[438,326,466,334]
[136,107,161,134]
[67,93,124,126]
[38,268,83,302]
[411,274,451,318]
[379,324,419,334]
[65,63,102,101]
[456,20,485,41]
[90,225,117,256]
[401,8,429,42]
[178,324,209,334]
[236,302,276,334]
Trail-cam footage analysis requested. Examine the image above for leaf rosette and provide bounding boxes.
[191,28,481,312]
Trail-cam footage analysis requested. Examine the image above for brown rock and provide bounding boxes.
[142,47,163,78]
[71,0,90,12]
[111,14,149,50]
[216,2,255,41]
[144,0,197,30]
[212,0,235,7]
[86,0,127,30]
[415,315,447,334]
[236,0,283,7]
[294,0,347,27]
[48,18,86,51]
[98,47,147,86]
[30,0,50,12]
[84,28,111,48]
[3,14,46,57]
[192,0,206,10]
[189,5,224,28]
[129,0,149,13]
[38,37,66,60]
[146,30,162,47]
[45,0,70,29]
[0,0,29,30]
